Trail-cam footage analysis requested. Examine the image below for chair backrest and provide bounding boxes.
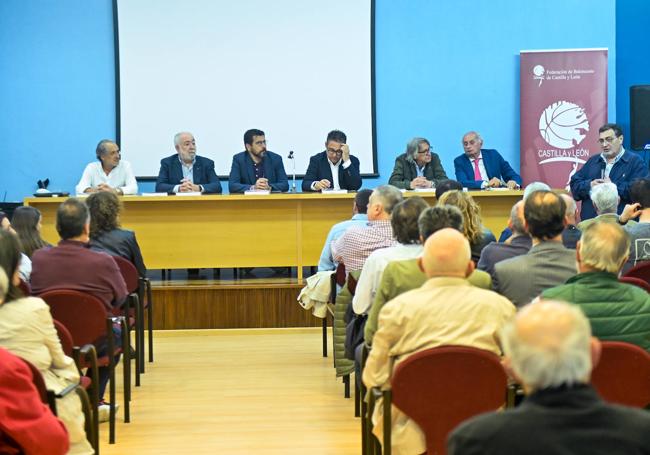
[18,278,32,296]
[623,262,650,284]
[335,262,346,287]
[391,345,507,455]
[53,319,74,357]
[591,341,650,408]
[111,255,139,294]
[40,290,107,346]
[619,276,650,293]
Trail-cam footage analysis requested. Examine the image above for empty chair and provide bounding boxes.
[591,341,650,408]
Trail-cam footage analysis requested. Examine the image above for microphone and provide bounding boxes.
[287,150,296,193]
[599,160,606,179]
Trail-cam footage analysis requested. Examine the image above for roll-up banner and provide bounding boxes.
[520,48,608,190]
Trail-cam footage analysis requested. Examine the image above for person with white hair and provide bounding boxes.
[448,300,650,455]
[577,182,636,230]
[363,229,515,455]
[388,137,448,189]
[543,221,650,351]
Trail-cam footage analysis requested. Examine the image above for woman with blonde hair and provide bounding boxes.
[437,189,496,263]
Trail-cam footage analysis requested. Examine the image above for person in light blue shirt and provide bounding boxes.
[318,189,372,271]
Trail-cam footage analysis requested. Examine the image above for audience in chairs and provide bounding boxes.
[448,300,650,455]
[363,228,515,455]
[0,230,93,454]
[11,206,51,258]
[364,205,492,345]
[332,185,403,272]
[86,191,147,277]
[30,198,127,417]
[493,190,577,307]
[543,222,650,351]
[0,211,33,281]
[436,190,496,263]
[559,193,581,249]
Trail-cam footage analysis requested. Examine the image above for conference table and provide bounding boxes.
[25,190,522,280]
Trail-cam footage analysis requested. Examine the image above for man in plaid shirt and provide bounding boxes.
[332,185,403,271]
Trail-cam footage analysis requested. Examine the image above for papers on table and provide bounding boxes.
[244,190,271,195]
[321,189,348,195]
[175,192,202,196]
[141,192,169,197]
[414,188,436,193]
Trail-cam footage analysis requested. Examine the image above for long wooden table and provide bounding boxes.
[25,191,522,280]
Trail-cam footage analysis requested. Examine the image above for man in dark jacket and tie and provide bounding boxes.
[155,132,222,194]
[302,130,362,192]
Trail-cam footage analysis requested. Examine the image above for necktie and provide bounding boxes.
[473,158,482,181]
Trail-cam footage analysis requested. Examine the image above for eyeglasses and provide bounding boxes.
[417,148,431,155]
[327,149,343,155]
[598,136,619,145]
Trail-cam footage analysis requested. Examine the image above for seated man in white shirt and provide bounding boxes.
[76,139,138,195]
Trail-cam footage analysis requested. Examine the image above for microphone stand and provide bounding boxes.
[288,150,296,193]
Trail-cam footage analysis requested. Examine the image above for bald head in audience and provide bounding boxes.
[421,228,474,279]
[559,193,577,226]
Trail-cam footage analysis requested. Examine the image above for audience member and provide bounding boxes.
[155,132,222,194]
[388,137,448,190]
[542,222,650,351]
[11,206,51,258]
[434,179,463,200]
[0,230,92,454]
[302,130,362,192]
[0,212,32,281]
[318,189,372,271]
[497,181,551,242]
[618,178,650,273]
[493,190,577,307]
[332,185,403,272]
[228,129,289,193]
[577,182,634,230]
[559,193,581,249]
[477,201,531,278]
[437,190,496,263]
[363,229,515,455]
[570,123,648,220]
[76,139,138,195]
[364,205,493,345]
[352,197,428,315]
[0,347,70,455]
[448,300,650,455]
[87,191,147,277]
[453,131,521,189]
[31,198,127,311]
[30,199,127,415]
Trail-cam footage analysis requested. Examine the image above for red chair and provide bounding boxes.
[372,345,508,455]
[40,289,129,444]
[623,262,650,284]
[53,319,99,453]
[591,341,650,408]
[112,255,143,385]
[619,276,650,293]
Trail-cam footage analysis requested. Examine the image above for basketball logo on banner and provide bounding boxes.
[520,49,608,191]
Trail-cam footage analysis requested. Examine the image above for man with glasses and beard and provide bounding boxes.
[302,130,362,192]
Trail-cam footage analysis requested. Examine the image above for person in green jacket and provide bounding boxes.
[364,205,492,344]
[388,137,448,190]
[542,221,650,352]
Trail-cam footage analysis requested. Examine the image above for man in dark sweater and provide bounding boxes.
[448,300,650,455]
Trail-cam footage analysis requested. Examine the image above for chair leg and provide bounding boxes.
[354,377,360,417]
[322,316,328,357]
[343,374,350,398]
[133,294,141,387]
[120,318,131,424]
[146,278,154,363]
[106,319,116,444]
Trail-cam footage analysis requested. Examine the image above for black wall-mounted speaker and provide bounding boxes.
[630,85,650,151]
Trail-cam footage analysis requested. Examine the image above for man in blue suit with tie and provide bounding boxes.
[453,131,522,190]
[302,130,362,192]
[228,129,289,193]
[155,132,222,193]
